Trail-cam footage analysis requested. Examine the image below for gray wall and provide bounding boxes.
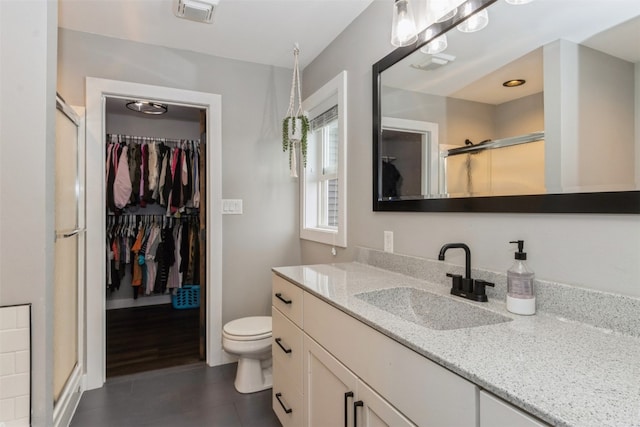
[301,1,640,298]
[58,28,301,323]
[0,1,57,425]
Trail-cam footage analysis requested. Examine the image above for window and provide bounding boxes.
[300,71,347,247]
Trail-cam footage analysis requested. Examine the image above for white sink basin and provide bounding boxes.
[355,287,512,330]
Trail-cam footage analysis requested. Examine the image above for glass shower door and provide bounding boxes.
[53,96,83,405]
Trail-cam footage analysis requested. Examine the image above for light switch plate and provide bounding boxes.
[222,199,243,214]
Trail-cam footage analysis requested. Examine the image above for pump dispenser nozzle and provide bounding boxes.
[510,240,527,260]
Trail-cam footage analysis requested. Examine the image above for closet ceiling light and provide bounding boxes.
[125,101,168,115]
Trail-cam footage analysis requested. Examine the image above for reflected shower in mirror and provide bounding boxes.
[373,0,640,213]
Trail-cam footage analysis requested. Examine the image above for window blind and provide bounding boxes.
[310,105,338,131]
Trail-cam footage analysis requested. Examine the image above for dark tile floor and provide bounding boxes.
[70,362,281,427]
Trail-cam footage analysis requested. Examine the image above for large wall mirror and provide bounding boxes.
[373,0,640,213]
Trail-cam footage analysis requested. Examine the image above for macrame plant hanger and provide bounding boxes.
[282,44,308,178]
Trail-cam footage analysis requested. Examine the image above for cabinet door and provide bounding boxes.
[356,381,417,427]
[480,391,549,427]
[305,334,358,427]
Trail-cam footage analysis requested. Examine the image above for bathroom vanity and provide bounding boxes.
[271,250,640,427]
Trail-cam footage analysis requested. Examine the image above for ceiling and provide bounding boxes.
[58,0,374,69]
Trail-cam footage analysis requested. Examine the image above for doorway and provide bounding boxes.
[103,97,206,377]
[84,78,224,390]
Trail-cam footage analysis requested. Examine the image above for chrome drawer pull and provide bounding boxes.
[275,338,292,354]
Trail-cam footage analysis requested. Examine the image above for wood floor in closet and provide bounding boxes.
[106,304,201,378]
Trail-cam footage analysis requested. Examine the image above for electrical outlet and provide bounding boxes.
[384,231,393,253]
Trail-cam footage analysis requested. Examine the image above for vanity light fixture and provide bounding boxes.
[456,3,489,33]
[503,79,526,87]
[429,0,458,23]
[420,27,448,55]
[125,100,168,115]
[420,34,448,54]
[391,0,418,47]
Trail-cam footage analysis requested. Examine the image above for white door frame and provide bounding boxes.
[84,77,223,390]
[382,117,439,197]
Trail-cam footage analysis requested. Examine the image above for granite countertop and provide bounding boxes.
[272,261,640,427]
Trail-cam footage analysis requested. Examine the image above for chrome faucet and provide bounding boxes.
[438,243,494,302]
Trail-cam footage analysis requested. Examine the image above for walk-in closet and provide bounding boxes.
[104,97,207,377]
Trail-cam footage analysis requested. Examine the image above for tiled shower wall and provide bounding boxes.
[0,305,30,427]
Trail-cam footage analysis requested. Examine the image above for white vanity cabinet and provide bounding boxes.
[272,275,304,427]
[480,391,550,427]
[272,273,478,427]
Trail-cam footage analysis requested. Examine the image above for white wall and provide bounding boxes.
[494,92,544,139]
[57,29,301,324]
[577,45,635,190]
[106,112,202,140]
[0,1,57,425]
[301,1,640,298]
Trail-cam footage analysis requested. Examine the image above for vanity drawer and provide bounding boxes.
[272,273,303,327]
[272,358,304,427]
[272,307,303,392]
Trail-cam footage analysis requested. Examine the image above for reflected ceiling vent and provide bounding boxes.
[410,53,456,71]
[174,0,219,24]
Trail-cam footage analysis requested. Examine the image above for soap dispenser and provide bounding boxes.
[507,240,536,315]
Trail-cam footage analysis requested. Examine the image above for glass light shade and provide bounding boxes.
[420,34,448,55]
[429,0,458,23]
[456,8,489,33]
[391,0,418,47]
[505,0,534,4]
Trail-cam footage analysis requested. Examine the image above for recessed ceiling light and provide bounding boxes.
[503,79,526,88]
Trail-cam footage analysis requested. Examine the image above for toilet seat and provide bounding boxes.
[223,316,272,341]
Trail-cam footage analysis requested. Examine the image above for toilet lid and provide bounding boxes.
[224,316,272,339]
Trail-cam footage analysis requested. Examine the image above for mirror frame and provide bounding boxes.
[372,0,640,214]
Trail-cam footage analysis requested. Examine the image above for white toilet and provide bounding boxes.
[222,316,273,394]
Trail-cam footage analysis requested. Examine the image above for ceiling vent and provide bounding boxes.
[174,0,219,24]
[410,53,456,71]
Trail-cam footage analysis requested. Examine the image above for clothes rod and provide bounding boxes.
[107,134,200,145]
[443,131,544,158]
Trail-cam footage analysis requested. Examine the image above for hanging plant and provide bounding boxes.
[282,114,309,168]
[282,44,309,178]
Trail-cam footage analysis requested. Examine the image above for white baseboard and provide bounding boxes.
[106,294,171,310]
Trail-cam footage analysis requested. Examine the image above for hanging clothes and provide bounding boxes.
[105,215,200,298]
[105,135,201,214]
